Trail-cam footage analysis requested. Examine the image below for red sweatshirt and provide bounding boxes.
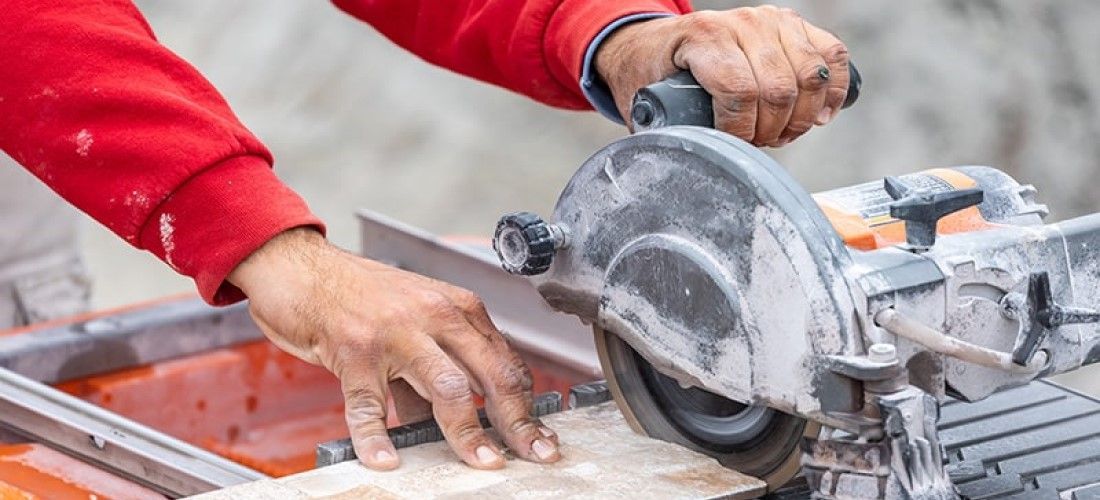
[0,0,690,305]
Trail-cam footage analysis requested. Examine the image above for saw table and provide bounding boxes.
[196,376,1100,500]
[2,210,1100,498]
[197,401,768,500]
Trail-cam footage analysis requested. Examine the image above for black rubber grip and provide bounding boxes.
[631,62,861,132]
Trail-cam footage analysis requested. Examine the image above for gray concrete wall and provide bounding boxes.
[74,2,1099,381]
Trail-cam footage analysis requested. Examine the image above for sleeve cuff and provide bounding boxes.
[137,156,325,305]
[544,0,687,108]
[580,13,675,124]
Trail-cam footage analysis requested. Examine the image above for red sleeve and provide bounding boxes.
[332,0,693,110]
[0,1,324,305]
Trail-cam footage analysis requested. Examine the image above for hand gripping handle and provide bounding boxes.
[631,62,861,132]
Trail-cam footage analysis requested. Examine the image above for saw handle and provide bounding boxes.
[631,63,861,132]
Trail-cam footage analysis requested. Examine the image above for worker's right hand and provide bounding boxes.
[596,5,850,147]
[227,228,561,471]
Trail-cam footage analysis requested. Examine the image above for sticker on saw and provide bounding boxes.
[812,168,992,250]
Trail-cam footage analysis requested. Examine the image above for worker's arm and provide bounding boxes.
[0,0,555,472]
[334,1,850,146]
[331,0,693,111]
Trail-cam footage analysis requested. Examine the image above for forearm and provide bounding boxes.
[331,0,692,110]
[0,0,323,304]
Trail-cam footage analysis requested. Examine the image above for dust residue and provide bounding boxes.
[123,190,151,209]
[159,213,177,269]
[74,129,93,157]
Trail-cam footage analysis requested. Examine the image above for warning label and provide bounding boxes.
[815,173,956,227]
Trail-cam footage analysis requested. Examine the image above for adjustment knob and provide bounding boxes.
[884,176,984,251]
[1012,271,1100,366]
[492,212,567,276]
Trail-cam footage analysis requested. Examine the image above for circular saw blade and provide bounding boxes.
[595,327,816,490]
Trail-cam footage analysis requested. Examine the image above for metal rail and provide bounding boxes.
[0,298,263,383]
[357,209,601,378]
[0,366,267,497]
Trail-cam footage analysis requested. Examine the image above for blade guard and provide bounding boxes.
[531,127,865,419]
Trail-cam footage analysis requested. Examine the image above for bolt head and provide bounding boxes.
[868,343,897,363]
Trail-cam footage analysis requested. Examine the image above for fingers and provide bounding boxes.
[776,9,830,146]
[432,286,561,463]
[666,8,848,145]
[340,371,400,470]
[733,11,798,146]
[803,21,850,124]
[398,339,505,470]
[676,25,759,141]
[437,328,559,463]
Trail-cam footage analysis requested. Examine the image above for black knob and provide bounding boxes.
[493,212,557,276]
[884,176,984,250]
[1013,271,1100,366]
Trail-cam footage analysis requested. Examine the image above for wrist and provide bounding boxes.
[227,226,327,296]
[594,16,673,85]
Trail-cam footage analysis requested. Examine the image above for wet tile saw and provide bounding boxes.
[490,68,1100,498]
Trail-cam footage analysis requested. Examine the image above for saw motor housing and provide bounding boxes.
[494,126,1100,493]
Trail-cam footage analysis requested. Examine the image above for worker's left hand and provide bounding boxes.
[595,6,850,147]
[227,228,560,471]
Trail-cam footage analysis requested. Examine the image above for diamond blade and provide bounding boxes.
[595,327,815,491]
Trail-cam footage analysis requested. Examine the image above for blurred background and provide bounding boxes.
[65,1,1100,385]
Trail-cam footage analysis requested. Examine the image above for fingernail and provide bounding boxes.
[531,439,558,461]
[476,445,500,465]
[816,107,832,125]
[538,427,555,439]
[774,137,791,148]
[373,448,396,463]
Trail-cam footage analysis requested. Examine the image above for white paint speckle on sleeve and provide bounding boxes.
[74,129,94,157]
[159,213,177,269]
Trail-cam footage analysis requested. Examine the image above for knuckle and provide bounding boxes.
[431,370,473,403]
[731,7,762,25]
[416,289,453,312]
[785,120,814,136]
[821,42,850,66]
[329,334,386,377]
[757,4,780,15]
[681,11,725,36]
[452,290,485,315]
[724,78,759,106]
[495,361,534,394]
[507,415,538,437]
[451,421,486,445]
[796,62,829,90]
[759,78,798,108]
[343,386,385,414]
[778,7,800,18]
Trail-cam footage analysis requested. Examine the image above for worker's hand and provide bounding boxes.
[595,6,850,147]
[227,228,560,471]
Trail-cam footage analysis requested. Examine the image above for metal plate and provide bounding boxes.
[357,210,601,379]
[942,380,1100,499]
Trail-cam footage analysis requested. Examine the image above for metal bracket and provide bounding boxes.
[316,392,565,467]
